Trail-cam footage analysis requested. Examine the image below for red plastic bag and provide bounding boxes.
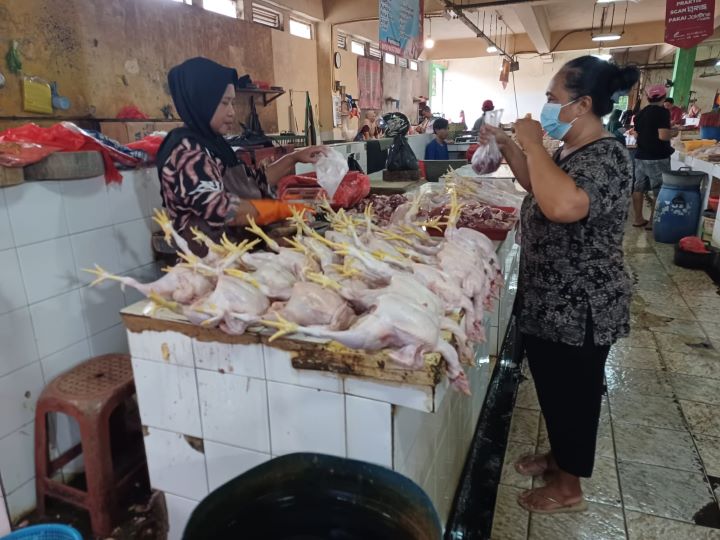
[126,135,165,158]
[333,171,371,208]
[0,123,141,183]
[466,144,479,162]
[277,171,370,209]
[679,236,709,254]
[0,141,60,167]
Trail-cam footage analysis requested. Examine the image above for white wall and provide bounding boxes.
[442,52,586,125]
[0,169,162,523]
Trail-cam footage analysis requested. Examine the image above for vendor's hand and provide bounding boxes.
[479,125,511,150]
[513,117,544,150]
[293,145,329,164]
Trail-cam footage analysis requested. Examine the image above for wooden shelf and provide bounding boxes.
[237,88,285,106]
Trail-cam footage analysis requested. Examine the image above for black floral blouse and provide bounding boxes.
[517,137,632,347]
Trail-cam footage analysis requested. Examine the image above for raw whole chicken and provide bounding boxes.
[266,281,355,330]
[264,293,470,394]
[85,264,214,304]
[338,274,474,362]
[243,218,319,277]
[152,271,270,335]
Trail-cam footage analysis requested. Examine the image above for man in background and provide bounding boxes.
[414,105,436,134]
[664,97,684,126]
[425,118,450,160]
[632,84,677,228]
[472,100,495,132]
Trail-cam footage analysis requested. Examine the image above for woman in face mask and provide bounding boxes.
[480,56,640,514]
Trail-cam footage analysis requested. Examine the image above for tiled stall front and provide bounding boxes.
[0,170,162,522]
[127,325,494,540]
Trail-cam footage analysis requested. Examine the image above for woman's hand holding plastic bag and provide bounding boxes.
[471,110,504,175]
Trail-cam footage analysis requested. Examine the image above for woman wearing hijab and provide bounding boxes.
[156,57,327,254]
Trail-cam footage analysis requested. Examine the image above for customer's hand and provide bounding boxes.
[513,117,544,150]
[293,145,329,164]
[479,124,511,150]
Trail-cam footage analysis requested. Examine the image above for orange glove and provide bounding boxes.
[248,200,313,226]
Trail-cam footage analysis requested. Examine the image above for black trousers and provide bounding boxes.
[523,327,610,478]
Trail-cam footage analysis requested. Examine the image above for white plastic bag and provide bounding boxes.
[471,109,503,175]
[315,148,349,199]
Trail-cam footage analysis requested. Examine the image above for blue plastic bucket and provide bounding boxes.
[1,524,83,540]
[654,184,702,243]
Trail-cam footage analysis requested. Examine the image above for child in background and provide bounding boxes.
[425,118,450,160]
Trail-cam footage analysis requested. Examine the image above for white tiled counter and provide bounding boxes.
[122,234,520,540]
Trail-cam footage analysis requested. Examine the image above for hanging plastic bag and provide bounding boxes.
[471,110,503,175]
[315,147,349,198]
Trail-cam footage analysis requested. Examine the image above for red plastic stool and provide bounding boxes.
[34,354,148,537]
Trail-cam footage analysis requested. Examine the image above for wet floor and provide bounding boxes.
[490,223,720,539]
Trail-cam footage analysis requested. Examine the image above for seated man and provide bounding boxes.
[424,118,450,160]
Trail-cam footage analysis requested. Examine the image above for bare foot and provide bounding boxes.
[514,453,557,477]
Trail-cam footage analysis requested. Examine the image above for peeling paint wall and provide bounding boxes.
[271,29,320,134]
[0,0,280,132]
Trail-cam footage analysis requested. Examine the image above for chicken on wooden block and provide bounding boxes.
[263,293,471,395]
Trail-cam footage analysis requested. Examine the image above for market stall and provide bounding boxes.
[109,164,523,534]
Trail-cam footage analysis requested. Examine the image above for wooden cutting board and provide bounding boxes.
[0,166,24,187]
[24,151,104,180]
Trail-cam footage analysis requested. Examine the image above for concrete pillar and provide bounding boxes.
[670,46,697,109]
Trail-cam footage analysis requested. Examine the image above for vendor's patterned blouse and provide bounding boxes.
[518,137,632,347]
[159,138,270,233]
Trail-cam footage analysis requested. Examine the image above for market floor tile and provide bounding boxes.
[490,226,720,539]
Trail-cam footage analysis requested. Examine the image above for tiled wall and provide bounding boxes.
[126,325,486,539]
[0,169,162,522]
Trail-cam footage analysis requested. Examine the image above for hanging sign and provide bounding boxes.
[665,0,714,49]
[379,0,424,60]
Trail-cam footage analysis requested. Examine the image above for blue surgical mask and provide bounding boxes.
[540,100,577,140]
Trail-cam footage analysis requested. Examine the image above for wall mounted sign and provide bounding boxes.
[665,0,714,49]
[379,0,424,60]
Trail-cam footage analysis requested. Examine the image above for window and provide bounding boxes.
[203,0,237,17]
[368,44,381,59]
[252,3,281,28]
[410,60,419,71]
[337,32,347,50]
[351,40,366,56]
[289,19,312,39]
[399,57,408,68]
[384,52,396,65]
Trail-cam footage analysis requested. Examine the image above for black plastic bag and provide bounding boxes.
[386,134,418,171]
[348,153,365,173]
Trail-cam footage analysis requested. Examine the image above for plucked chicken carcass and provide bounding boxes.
[151,261,270,335]
[264,292,470,394]
[242,218,319,277]
[266,281,356,330]
[331,273,474,362]
[85,263,214,304]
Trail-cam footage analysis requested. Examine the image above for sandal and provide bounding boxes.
[514,454,549,477]
[632,220,649,228]
[517,489,588,514]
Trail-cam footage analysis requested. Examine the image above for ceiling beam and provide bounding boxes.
[425,19,674,60]
[513,4,551,54]
[449,0,543,7]
[649,43,676,63]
